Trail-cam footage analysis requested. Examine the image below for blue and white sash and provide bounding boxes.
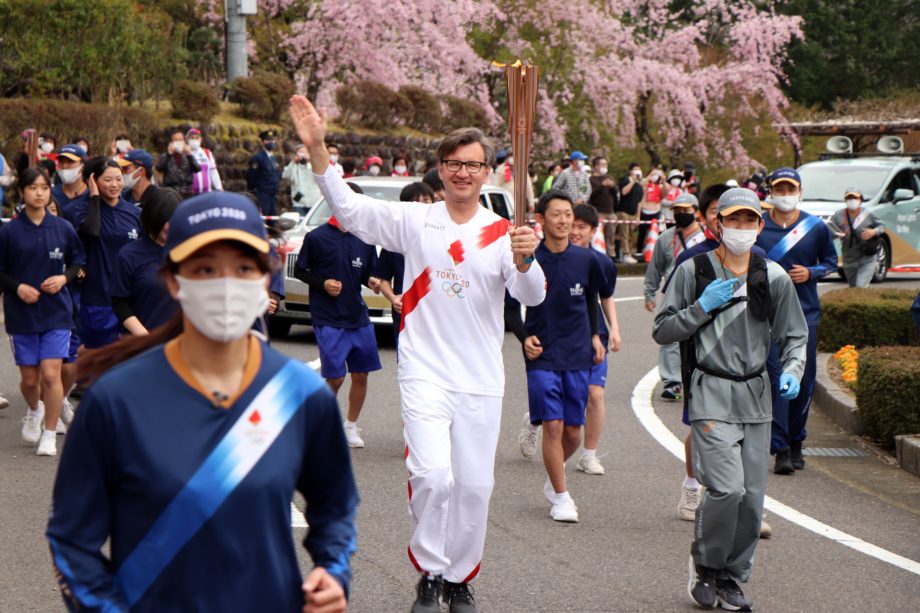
[115,360,322,607]
[766,214,821,262]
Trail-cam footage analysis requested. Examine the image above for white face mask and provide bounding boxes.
[669,177,681,187]
[368,165,381,176]
[175,275,269,343]
[720,226,759,255]
[394,165,407,175]
[506,157,514,167]
[58,166,83,185]
[771,194,799,212]
[575,160,585,170]
[116,140,131,153]
[122,169,142,190]
[329,154,339,164]
[188,139,202,151]
[41,142,54,153]
[845,198,861,211]
[598,165,608,175]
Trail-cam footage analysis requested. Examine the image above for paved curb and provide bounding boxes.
[814,352,920,479]
[813,352,863,435]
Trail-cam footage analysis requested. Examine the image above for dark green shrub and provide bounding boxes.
[254,72,295,122]
[228,77,270,121]
[170,80,220,123]
[818,288,920,352]
[442,96,488,132]
[856,346,920,449]
[335,80,409,131]
[399,85,442,132]
[0,98,157,162]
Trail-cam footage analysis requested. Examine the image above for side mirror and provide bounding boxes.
[893,188,914,203]
[278,217,297,231]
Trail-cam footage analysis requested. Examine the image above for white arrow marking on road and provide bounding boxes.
[631,366,920,577]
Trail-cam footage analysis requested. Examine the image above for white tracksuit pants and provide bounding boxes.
[402,379,502,583]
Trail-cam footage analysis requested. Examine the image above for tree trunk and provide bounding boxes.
[635,93,662,167]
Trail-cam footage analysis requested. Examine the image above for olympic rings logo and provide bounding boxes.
[442,281,466,299]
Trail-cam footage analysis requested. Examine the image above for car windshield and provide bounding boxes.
[797,165,890,201]
[304,184,404,228]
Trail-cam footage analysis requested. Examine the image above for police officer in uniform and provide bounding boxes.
[247,130,282,217]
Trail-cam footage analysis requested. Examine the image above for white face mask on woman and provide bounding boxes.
[720,226,759,255]
[175,275,269,342]
[845,198,861,211]
[771,194,799,212]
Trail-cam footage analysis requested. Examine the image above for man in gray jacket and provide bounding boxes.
[653,188,807,612]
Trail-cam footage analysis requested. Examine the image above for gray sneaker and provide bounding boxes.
[443,580,478,613]
[687,556,717,609]
[411,576,442,613]
[715,578,753,612]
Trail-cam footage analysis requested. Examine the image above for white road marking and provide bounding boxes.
[306,357,322,370]
[292,503,308,528]
[631,366,920,577]
[614,296,645,303]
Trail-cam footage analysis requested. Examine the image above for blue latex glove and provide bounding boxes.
[698,278,737,313]
[779,372,800,400]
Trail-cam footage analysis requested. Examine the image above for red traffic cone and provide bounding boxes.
[643,218,659,263]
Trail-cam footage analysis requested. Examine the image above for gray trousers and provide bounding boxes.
[659,342,681,387]
[844,254,876,288]
[691,420,770,583]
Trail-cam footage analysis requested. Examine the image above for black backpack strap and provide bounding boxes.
[747,253,771,321]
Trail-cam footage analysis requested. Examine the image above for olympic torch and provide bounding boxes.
[497,60,539,267]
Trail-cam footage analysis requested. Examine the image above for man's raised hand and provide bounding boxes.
[289,96,327,150]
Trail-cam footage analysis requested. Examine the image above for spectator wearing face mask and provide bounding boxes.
[362,156,384,177]
[662,168,685,223]
[156,129,201,198]
[588,156,620,259]
[282,146,322,216]
[327,144,345,177]
[39,133,58,165]
[111,134,133,160]
[826,188,885,288]
[552,151,591,206]
[391,153,410,177]
[247,130,282,216]
[186,128,222,195]
[623,163,650,259]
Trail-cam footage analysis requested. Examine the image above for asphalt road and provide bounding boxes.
[1,273,919,612]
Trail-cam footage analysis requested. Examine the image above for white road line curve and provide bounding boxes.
[631,366,920,577]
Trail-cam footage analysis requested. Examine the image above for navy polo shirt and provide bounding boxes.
[110,236,178,330]
[525,242,604,372]
[295,223,377,329]
[72,197,142,306]
[0,213,85,334]
[591,250,617,345]
[376,249,405,293]
[269,246,285,300]
[54,186,89,227]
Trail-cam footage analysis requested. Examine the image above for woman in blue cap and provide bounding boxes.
[47,192,358,613]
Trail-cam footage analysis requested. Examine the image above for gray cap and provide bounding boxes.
[717,187,762,216]
[844,187,863,198]
[671,193,699,209]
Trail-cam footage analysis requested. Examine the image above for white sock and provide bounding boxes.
[683,476,701,491]
[582,448,596,458]
[27,407,41,416]
[344,420,357,429]
[552,490,570,505]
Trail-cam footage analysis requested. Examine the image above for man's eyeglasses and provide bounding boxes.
[441,159,486,174]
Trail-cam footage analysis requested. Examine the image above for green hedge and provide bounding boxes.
[0,98,157,154]
[818,288,920,352]
[856,346,920,449]
[170,80,220,123]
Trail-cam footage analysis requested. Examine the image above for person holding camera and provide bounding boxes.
[826,187,885,288]
[282,146,322,216]
[155,129,201,198]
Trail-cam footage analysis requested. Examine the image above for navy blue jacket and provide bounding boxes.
[295,224,377,329]
[525,242,603,371]
[47,338,359,612]
[110,236,178,330]
[71,197,142,306]
[246,149,281,195]
[0,213,85,334]
[52,185,89,222]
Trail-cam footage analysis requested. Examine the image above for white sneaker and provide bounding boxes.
[622,255,638,264]
[550,494,579,523]
[760,512,772,539]
[0,394,9,410]
[61,400,75,426]
[343,421,365,448]
[36,430,57,456]
[543,478,556,505]
[678,484,702,521]
[576,453,605,475]
[518,412,538,459]
[21,405,45,444]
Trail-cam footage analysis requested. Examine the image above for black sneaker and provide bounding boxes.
[443,580,478,613]
[790,441,805,470]
[661,385,682,401]
[715,578,753,612]
[411,575,442,613]
[686,556,717,609]
[773,449,794,475]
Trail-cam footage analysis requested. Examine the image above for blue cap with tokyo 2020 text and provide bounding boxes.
[770,167,801,187]
[165,192,269,263]
[58,144,87,162]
